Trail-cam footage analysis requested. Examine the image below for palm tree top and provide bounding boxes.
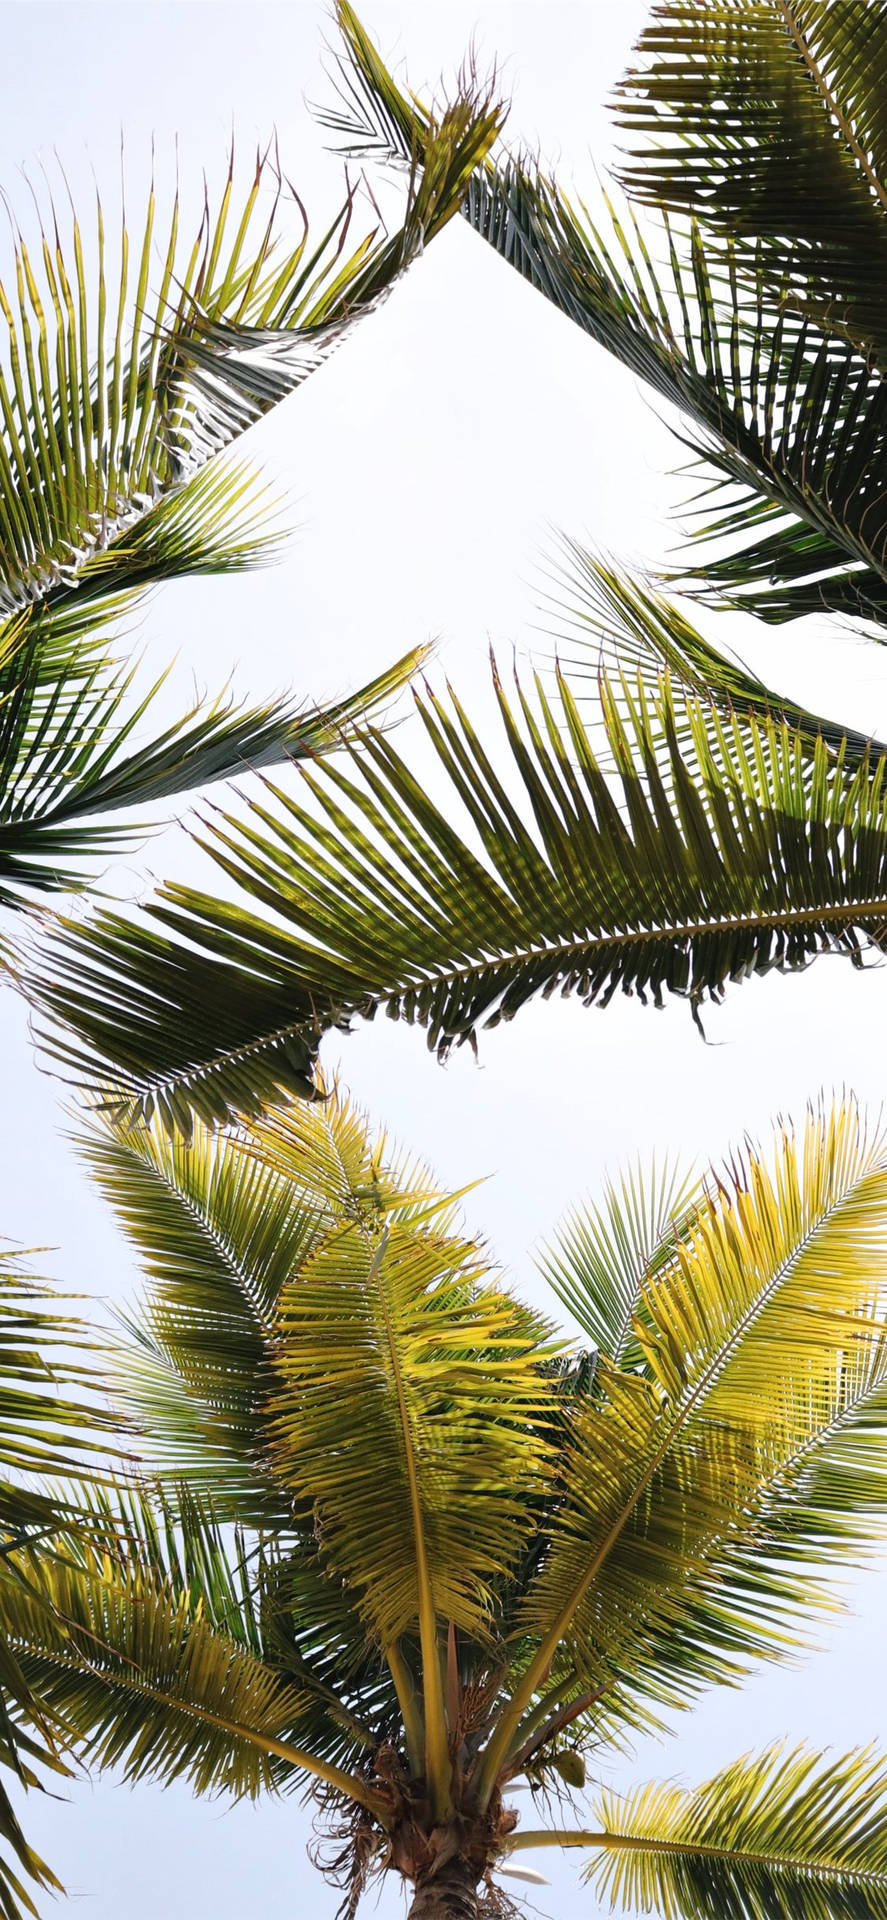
[7,1085,887,1917]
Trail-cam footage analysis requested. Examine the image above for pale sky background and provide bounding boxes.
[3,3,887,1916]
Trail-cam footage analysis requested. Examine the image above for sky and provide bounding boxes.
[3,3,887,1916]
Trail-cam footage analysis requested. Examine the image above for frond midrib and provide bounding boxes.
[80,888,887,1103]
[593,1824,887,1882]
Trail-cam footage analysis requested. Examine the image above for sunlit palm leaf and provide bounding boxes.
[504,1101,887,1752]
[78,1088,443,1517]
[266,1216,555,1653]
[0,1485,383,1807]
[537,1154,699,1363]
[572,1741,887,1920]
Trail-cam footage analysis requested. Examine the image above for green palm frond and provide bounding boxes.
[0,1784,59,1920]
[1,1521,369,1809]
[24,662,887,1127]
[616,1,887,362]
[267,1216,556,1654]
[540,545,883,765]
[475,1100,887,1791]
[0,1248,110,1519]
[0,610,424,906]
[0,1251,117,1920]
[51,1081,887,1906]
[330,5,887,634]
[79,1115,317,1521]
[0,18,501,908]
[79,1090,453,1513]
[537,1154,699,1363]
[0,88,498,642]
[271,1219,551,1807]
[539,1741,887,1920]
[466,160,887,629]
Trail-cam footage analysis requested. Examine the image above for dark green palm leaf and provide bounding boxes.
[22,663,887,1127]
[331,4,887,633]
[538,543,884,763]
[0,618,423,906]
[615,2,887,362]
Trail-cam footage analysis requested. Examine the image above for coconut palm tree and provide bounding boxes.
[6,1087,887,1918]
[30,2,887,1127]
[0,21,502,1907]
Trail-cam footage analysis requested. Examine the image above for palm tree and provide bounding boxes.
[6,1086,887,1918]
[29,2,887,1126]
[0,20,502,1906]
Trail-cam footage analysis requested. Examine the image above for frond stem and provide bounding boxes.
[385,1639,424,1776]
[776,0,887,219]
[371,1229,451,1819]
[505,1687,607,1779]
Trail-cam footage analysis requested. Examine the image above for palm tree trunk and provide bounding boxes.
[406,1856,482,1919]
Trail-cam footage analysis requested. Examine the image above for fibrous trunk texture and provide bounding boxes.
[406,1855,482,1920]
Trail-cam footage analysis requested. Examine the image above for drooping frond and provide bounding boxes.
[0,621,424,907]
[331,5,887,634]
[0,1515,373,1808]
[616,1,887,362]
[577,1740,887,1920]
[24,663,887,1126]
[0,93,499,640]
[465,159,887,629]
[0,20,501,908]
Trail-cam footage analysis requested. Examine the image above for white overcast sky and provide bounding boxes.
[3,4,887,1917]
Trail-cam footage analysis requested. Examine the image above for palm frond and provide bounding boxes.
[503,1100,887,1752]
[537,1154,699,1364]
[615,1,887,363]
[574,1740,887,1920]
[80,1090,456,1515]
[0,1250,117,1920]
[0,1247,110,1512]
[540,545,883,765]
[2,1525,359,1806]
[0,86,498,639]
[79,1114,318,1521]
[23,663,887,1127]
[266,1213,557,1653]
[329,7,887,637]
[0,611,424,906]
[0,20,501,906]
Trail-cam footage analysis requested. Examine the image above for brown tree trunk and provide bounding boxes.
[406,1855,482,1920]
